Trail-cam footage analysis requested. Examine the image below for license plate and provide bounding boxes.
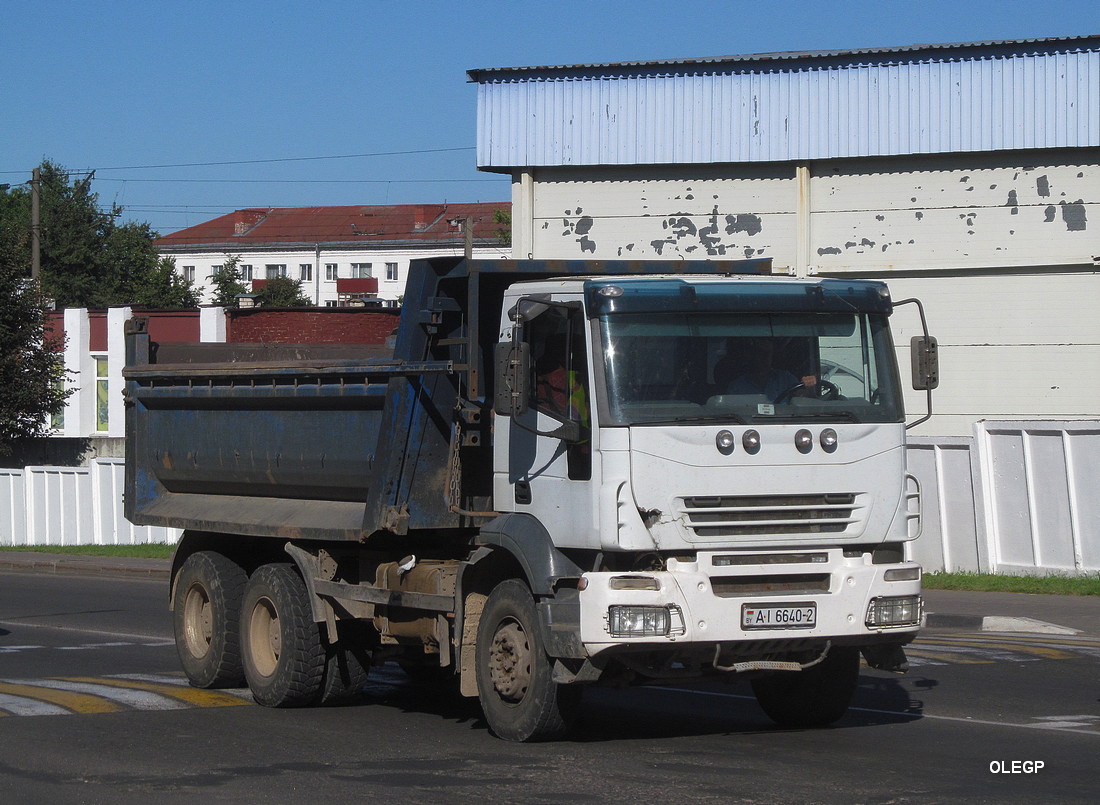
[741,603,817,630]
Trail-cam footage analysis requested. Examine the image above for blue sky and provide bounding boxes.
[2,0,1096,235]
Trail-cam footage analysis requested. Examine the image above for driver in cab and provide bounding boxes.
[727,338,817,402]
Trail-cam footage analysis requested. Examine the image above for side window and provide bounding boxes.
[525,305,590,479]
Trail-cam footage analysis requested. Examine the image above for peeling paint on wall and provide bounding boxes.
[1061,201,1088,231]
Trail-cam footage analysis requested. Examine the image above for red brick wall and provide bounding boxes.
[143,311,201,343]
[226,308,401,344]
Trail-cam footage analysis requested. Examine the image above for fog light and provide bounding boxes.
[608,605,675,637]
[795,429,813,453]
[820,428,839,451]
[866,595,923,628]
[884,566,921,582]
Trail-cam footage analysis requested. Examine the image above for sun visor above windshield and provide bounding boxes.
[584,279,892,317]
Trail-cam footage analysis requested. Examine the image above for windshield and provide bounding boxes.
[598,311,903,425]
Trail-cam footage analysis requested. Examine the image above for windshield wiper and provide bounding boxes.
[763,410,862,423]
[639,413,749,425]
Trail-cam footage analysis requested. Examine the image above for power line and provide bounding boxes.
[0,146,476,175]
[97,177,503,184]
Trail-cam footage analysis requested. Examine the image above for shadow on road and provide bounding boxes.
[332,666,934,743]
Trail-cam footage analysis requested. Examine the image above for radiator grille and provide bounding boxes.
[681,493,861,538]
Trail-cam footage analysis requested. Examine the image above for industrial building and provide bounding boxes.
[468,36,1100,575]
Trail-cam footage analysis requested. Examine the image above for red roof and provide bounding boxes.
[157,202,510,249]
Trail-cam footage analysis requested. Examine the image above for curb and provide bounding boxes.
[926,612,1081,635]
[0,555,170,580]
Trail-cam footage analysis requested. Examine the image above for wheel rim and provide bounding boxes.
[248,596,281,678]
[181,582,212,660]
[488,617,532,703]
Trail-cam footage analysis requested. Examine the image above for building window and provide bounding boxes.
[325,300,340,308]
[350,263,372,279]
[182,265,196,282]
[241,264,253,281]
[95,356,109,432]
[265,264,287,279]
[299,263,313,281]
[325,263,338,281]
[385,262,399,281]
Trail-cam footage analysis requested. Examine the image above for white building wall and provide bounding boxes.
[171,245,511,307]
[516,150,1099,437]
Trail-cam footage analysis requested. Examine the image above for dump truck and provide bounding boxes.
[124,256,936,741]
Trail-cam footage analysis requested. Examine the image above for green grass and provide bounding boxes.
[923,570,1100,596]
[0,543,175,559]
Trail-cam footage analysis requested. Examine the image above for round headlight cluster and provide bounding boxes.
[716,428,841,455]
[714,429,762,454]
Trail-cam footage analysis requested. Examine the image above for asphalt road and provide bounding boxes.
[1,570,1097,804]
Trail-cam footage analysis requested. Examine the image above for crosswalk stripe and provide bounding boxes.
[0,681,122,714]
[906,649,994,664]
[0,692,72,717]
[4,678,188,711]
[917,640,1076,660]
[61,676,252,708]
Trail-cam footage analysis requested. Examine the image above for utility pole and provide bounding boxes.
[30,167,41,281]
[464,216,473,260]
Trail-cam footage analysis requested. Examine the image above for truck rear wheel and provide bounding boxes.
[173,551,247,689]
[475,579,580,742]
[240,563,325,707]
[750,645,860,728]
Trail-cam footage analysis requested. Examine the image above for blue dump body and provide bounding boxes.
[124,256,772,542]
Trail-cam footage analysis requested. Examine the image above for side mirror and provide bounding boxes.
[494,341,530,416]
[911,336,939,391]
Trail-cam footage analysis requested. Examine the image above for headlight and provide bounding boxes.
[866,595,923,628]
[715,429,735,453]
[607,605,684,637]
[795,429,813,453]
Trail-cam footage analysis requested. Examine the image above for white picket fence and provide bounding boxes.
[0,458,179,547]
[907,421,1100,576]
[3,422,1098,575]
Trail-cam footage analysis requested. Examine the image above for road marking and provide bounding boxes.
[4,678,189,711]
[0,681,122,714]
[0,674,254,716]
[910,632,1100,665]
[0,692,72,717]
[905,649,993,665]
[658,687,1100,737]
[63,676,252,708]
[0,639,174,655]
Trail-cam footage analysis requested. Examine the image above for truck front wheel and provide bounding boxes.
[240,563,325,707]
[475,579,580,742]
[750,645,860,728]
[173,551,247,689]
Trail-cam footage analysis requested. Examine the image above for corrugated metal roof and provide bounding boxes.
[471,37,1100,168]
[156,202,510,250]
[467,36,1100,80]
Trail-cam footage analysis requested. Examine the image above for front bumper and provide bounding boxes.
[577,548,922,657]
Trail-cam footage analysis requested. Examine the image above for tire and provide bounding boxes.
[240,563,325,708]
[172,551,247,689]
[475,579,580,742]
[318,621,372,705]
[750,645,861,728]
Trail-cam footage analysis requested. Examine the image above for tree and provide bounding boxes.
[257,276,312,307]
[208,255,249,306]
[0,159,197,310]
[493,208,512,247]
[0,263,70,455]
